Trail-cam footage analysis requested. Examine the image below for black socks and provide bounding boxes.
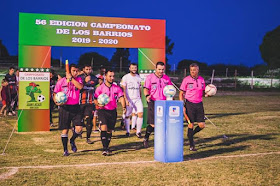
[101,131,108,150]
[193,126,203,135]
[70,129,81,142]
[144,125,154,140]
[187,128,194,147]
[85,117,93,139]
[107,132,112,148]
[61,134,68,152]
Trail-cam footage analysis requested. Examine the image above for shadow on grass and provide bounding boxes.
[184,145,249,160]
[183,133,277,160]
[205,112,246,119]
[79,141,144,154]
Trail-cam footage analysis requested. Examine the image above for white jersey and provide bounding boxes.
[121,73,142,100]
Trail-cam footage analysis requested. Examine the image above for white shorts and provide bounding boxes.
[125,99,143,116]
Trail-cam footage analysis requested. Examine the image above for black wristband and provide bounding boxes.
[145,94,150,98]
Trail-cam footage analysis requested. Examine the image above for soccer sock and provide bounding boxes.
[144,125,154,140]
[125,118,130,133]
[136,117,143,134]
[193,126,203,136]
[101,131,108,150]
[70,129,81,142]
[107,132,112,149]
[131,115,137,129]
[187,128,194,147]
[61,134,68,152]
[85,117,93,139]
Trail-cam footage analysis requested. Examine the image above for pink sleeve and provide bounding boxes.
[202,78,206,91]
[144,75,151,89]
[180,78,187,91]
[168,76,172,85]
[54,79,62,93]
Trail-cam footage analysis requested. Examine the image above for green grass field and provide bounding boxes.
[0,91,280,185]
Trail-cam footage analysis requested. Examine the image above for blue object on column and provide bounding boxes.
[154,100,184,163]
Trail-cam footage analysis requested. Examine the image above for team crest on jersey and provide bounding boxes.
[188,84,193,89]
[152,84,157,90]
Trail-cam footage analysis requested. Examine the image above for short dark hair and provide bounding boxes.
[156,61,165,68]
[83,64,91,68]
[105,69,114,75]
[130,63,138,67]
[9,66,15,70]
[69,64,78,71]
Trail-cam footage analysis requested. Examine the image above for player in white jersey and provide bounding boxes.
[121,63,143,138]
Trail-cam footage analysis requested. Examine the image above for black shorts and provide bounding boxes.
[80,104,94,118]
[147,100,155,125]
[185,100,205,123]
[98,109,117,130]
[59,105,83,130]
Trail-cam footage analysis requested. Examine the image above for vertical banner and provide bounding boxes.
[138,48,166,128]
[19,69,50,109]
[18,45,51,132]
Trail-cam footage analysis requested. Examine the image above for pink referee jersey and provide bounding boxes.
[144,73,172,101]
[180,75,205,103]
[94,83,124,110]
[54,77,83,105]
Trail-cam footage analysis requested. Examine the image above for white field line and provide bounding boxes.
[1,151,280,171]
[188,151,280,162]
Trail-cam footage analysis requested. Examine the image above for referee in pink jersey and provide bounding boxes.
[53,64,83,156]
[94,69,126,156]
[143,62,172,148]
[179,63,209,151]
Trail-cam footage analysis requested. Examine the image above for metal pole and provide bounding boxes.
[251,70,254,89]
[91,57,94,68]
[226,68,228,78]
[234,69,237,90]
[211,69,215,84]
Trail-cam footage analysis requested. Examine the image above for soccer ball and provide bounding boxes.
[55,92,68,104]
[163,85,176,100]
[97,94,110,105]
[205,84,217,96]
[37,95,45,102]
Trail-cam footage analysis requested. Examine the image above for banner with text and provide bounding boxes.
[19,13,165,49]
[18,69,50,110]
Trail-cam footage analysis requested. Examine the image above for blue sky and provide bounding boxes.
[1,0,280,68]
